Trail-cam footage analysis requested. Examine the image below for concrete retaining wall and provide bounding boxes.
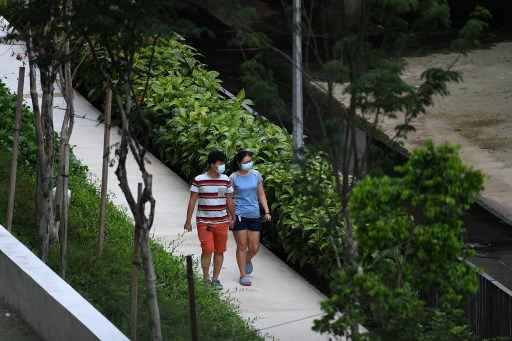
[0,225,129,341]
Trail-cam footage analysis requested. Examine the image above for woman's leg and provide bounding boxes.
[247,231,260,263]
[235,230,249,277]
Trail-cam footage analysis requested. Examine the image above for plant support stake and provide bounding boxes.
[97,85,112,256]
[186,255,199,341]
[6,66,25,231]
[130,183,143,341]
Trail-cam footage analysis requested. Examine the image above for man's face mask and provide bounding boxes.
[216,163,226,174]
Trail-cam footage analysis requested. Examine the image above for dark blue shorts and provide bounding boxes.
[233,216,262,232]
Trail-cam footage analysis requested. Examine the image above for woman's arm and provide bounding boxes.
[257,182,271,221]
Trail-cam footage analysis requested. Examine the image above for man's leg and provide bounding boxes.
[212,252,224,281]
[212,223,229,281]
[247,231,261,263]
[197,223,214,281]
[201,252,213,281]
[235,230,249,277]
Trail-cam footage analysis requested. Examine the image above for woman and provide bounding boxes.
[230,150,271,286]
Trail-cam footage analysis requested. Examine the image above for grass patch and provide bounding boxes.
[0,151,261,341]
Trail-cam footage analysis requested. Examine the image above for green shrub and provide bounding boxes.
[314,142,483,340]
[0,81,261,341]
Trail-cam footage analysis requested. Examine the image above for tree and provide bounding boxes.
[3,0,80,265]
[314,141,484,340]
[72,1,179,339]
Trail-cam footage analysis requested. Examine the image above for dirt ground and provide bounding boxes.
[380,42,512,222]
[317,42,512,222]
[394,42,512,166]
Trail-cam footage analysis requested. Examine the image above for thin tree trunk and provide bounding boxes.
[27,50,51,262]
[114,82,162,340]
[97,85,112,256]
[6,66,25,231]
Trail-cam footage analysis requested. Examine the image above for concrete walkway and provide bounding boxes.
[0,40,328,340]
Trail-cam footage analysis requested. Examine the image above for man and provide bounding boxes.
[184,150,234,289]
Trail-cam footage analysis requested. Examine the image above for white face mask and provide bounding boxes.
[240,161,254,171]
[216,164,226,174]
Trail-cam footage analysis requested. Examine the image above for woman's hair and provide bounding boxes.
[231,150,253,172]
[207,150,226,167]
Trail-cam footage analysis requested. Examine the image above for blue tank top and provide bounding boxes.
[230,170,263,219]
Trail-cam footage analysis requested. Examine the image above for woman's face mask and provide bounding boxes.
[216,163,226,174]
[240,161,254,171]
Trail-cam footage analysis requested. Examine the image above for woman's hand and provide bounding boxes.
[229,216,236,230]
[264,212,272,222]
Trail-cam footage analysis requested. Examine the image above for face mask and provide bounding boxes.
[240,161,254,171]
[216,164,226,174]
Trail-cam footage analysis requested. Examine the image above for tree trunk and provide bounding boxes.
[114,84,162,340]
[34,68,56,262]
[58,29,75,277]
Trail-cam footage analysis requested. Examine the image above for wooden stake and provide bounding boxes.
[186,255,199,341]
[97,85,112,256]
[6,67,25,231]
[130,183,143,341]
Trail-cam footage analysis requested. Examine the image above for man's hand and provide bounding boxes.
[184,220,192,232]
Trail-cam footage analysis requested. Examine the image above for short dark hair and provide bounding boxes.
[232,150,254,171]
[207,150,226,166]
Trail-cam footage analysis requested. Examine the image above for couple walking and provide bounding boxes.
[184,150,271,289]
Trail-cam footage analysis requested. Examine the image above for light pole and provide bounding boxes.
[292,0,304,161]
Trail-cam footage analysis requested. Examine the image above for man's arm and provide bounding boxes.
[184,192,198,231]
[226,194,235,218]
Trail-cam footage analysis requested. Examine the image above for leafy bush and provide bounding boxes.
[0,81,261,341]
[314,141,483,340]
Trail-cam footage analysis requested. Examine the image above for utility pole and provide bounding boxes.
[292,0,304,161]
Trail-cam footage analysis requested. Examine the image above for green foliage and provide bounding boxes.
[0,82,37,165]
[314,141,484,340]
[452,6,492,51]
[260,153,343,271]
[240,56,288,123]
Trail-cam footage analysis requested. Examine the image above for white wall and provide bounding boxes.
[0,225,129,341]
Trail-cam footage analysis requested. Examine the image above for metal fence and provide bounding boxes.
[467,268,512,338]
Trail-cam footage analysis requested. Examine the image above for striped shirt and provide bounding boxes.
[191,173,233,224]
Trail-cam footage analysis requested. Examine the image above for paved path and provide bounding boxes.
[0,39,328,340]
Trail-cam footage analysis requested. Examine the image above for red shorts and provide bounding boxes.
[197,222,229,254]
